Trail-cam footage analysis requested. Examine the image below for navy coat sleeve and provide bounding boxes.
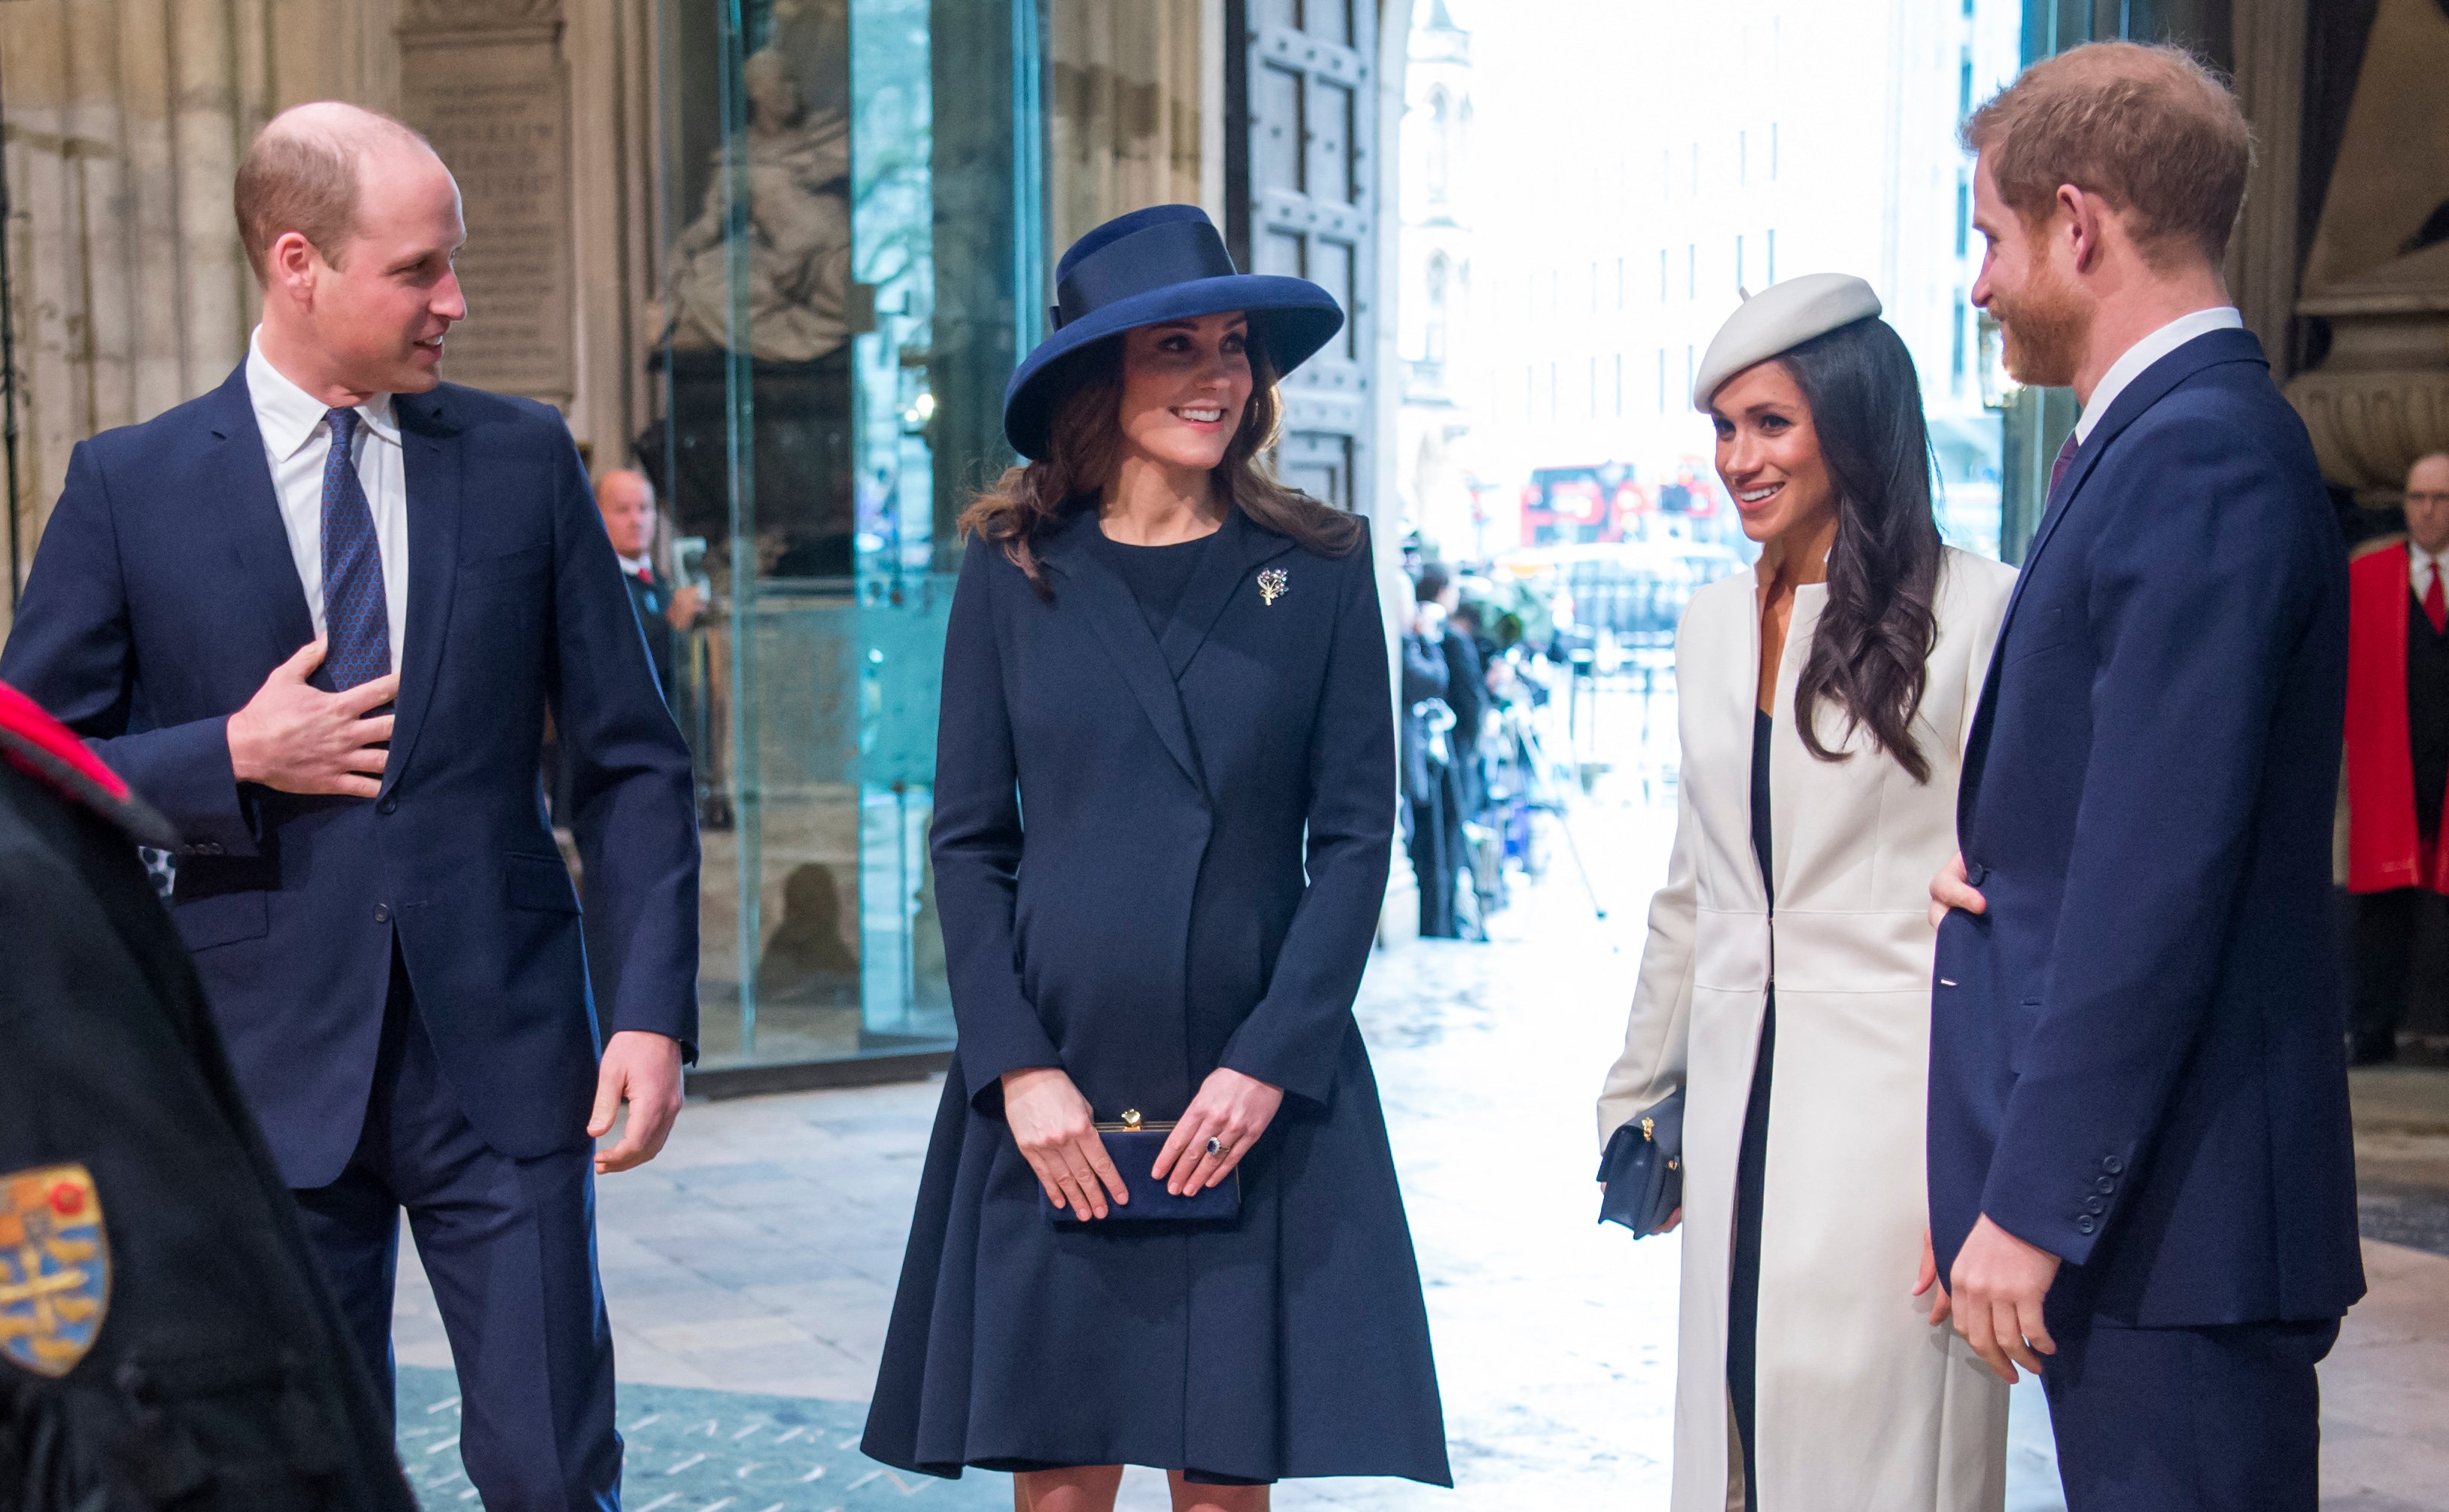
[1218,542,1398,1106]
[1980,411,2331,1265]
[931,541,1065,1105]
[535,411,701,1055]
[2,442,257,854]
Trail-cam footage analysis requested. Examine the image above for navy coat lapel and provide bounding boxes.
[199,366,316,658]
[381,389,463,799]
[2001,328,2268,633]
[1041,511,1208,796]
[1160,509,1298,679]
[1962,327,2271,830]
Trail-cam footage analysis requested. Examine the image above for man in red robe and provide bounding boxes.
[2344,451,2449,1062]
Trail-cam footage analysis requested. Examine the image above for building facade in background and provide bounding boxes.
[1442,0,2021,560]
[1394,1,1482,559]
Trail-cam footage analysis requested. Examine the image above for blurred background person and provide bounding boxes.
[1599,276,2016,1512]
[1414,563,1485,818]
[1402,579,1465,939]
[2343,451,2449,1064]
[594,467,706,706]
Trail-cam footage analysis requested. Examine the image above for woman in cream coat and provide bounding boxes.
[1598,276,2015,1512]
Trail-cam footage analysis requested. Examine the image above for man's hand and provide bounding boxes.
[226,639,399,797]
[667,584,706,630]
[589,1031,685,1173]
[1914,1227,1952,1325]
[1949,1214,2062,1382]
[1928,850,1989,931]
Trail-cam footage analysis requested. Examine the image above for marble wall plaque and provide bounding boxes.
[397,5,575,406]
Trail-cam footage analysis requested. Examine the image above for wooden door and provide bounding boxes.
[1227,0,1377,515]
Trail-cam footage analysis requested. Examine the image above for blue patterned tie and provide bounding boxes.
[318,408,391,691]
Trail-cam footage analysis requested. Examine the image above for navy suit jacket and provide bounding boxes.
[1,366,699,1187]
[1931,328,2365,1328]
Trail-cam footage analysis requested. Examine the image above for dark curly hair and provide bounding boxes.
[1774,317,1946,784]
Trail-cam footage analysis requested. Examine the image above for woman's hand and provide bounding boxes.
[1153,1067,1284,1195]
[1914,1226,1952,1325]
[1001,1067,1129,1219]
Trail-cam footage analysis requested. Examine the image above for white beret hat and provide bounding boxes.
[1691,272,1883,410]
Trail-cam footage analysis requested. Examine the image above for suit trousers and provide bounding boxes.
[2040,1310,2337,1511]
[293,946,622,1510]
[2352,886,2426,1056]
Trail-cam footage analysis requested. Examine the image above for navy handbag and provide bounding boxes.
[1597,1088,1685,1237]
[1042,1111,1242,1226]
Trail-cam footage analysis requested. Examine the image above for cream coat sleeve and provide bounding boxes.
[1597,778,1700,1145]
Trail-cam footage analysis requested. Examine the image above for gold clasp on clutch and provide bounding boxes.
[1095,1109,1177,1133]
[1123,1109,1142,1131]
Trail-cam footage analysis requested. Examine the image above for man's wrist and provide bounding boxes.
[223,712,263,786]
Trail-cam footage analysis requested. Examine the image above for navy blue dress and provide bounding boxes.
[861,507,1451,1486]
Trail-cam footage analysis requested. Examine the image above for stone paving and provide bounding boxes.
[392,759,2449,1510]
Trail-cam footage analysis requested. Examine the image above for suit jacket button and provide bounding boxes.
[2101,1155,2125,1174]
[1965,862,1990,886]
[377,797,398,815]
[373,904,392,924]
[2095,1176,2116,1193]
[2083,1196,2106,1215]
[2076,1216,2098,1235]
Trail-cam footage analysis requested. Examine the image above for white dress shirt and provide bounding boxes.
[2412,540,2446,607]
[245,329,409,673]
[2074,305,2244,443]
[617,551,653,579]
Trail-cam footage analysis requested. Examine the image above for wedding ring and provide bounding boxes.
[1206,1137,1229,1158]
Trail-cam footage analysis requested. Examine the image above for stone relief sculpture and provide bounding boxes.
[663,47,853,363]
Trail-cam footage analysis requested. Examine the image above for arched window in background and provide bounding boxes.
[1426,252,1451,365]
[1427,88,1452,203]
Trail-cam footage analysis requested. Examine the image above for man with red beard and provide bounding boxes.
[1925,42,2362,1512]
[2343,451,2449,1064]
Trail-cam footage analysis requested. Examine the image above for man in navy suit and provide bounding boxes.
[1,102,699,1509]
[1927,44,2363,1510]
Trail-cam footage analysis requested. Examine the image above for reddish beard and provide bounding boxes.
[1988,256,2089,390]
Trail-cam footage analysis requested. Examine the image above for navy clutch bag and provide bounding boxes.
[1042,1114,1242,1227]
[1597,1088,1684,1237]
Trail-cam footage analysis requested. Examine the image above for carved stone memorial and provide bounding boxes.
[396,0,576,409]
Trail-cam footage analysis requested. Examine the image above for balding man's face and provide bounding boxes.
[313,145,466,395]
[2407,457,2449,557]
[597,475,657,558]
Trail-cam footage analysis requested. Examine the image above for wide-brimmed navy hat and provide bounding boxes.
[1002,204,1345,460]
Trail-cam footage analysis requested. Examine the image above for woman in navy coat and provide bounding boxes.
[861,205,1449,1509]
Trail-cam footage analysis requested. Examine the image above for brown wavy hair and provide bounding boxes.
[959,336,1365,597]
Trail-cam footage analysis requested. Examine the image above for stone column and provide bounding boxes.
[2283,0,2449,505]
[2230,0,2308,379]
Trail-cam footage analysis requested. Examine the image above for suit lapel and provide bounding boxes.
[200,366,317,658]
[1041,511,1207,796]
[381,389,463,800]
[1160,508,1296,679]
[1961,328,2271,829]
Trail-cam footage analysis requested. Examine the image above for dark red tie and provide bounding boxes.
[2049,433,2079,496]
[2425,566,2446,636]
[631,563,655,587]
